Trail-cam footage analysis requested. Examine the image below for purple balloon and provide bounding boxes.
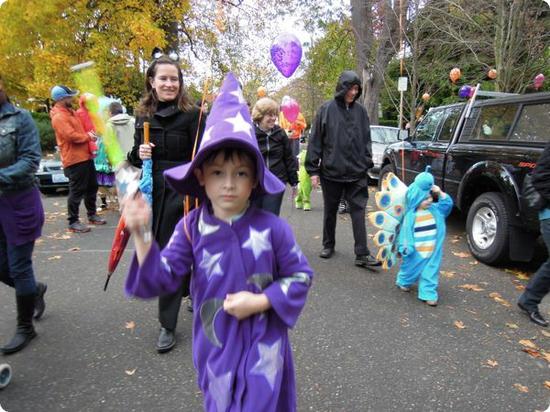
[270,33,302,78]
[458,85,472,99]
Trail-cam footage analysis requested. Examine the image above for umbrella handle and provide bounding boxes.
[104,273,113,291]
[143,121,150,145]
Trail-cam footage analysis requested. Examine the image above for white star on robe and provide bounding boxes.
[199,211,220,236]
[291,244,303,260]
[278,272,310,296]
[160,256,172,273]
[243,227,271,260]
[250,339,283,391]
[226,111,253,136]
[166,230,179,248]
[207,364,232,412]
[200,249,224,280]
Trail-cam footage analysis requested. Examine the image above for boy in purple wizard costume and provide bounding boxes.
[122,73,313,412]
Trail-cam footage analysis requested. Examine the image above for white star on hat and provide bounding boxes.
[226,110,253,137]
[201,125,214,145]
[228,88,248,105]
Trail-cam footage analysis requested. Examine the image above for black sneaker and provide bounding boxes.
[355,254,382,268]
[518,302,548,327]
[68,221,91,233]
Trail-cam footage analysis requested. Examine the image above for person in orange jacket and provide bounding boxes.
[279,111,306,159]
[49,85,106,232]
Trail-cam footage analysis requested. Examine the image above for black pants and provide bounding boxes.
[252,192,285,216]
[64,160,98,224]
[321,176,370,256]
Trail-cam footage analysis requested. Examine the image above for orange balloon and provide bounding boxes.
[422,93,431,102]
[487,69,497,80]
[449,67,461,84]
[257,86,267,98]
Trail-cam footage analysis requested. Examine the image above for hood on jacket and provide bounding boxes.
[109,113,133,126]
[406,166,434,212]
[334,71,362,104]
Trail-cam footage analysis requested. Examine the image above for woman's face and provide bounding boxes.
[149,64,180,102]
[259,112,277,131]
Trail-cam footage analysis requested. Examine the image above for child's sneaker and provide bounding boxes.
[425,300,438,307]
[397,285,410,292]
[303,203,311,211]
[295,202,303,210]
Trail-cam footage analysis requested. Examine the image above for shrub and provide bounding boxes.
[31,112,56,152]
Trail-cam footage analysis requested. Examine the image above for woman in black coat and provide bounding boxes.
[128,55,204,353]
[251,97,298,215]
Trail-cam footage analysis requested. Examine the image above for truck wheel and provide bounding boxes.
[378,164,395,190]
[466,192,510,265]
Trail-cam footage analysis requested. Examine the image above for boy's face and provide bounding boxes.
[195,152,257,220]
[418,193,433,210]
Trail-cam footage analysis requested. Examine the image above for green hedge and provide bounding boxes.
[31,112,57,153]
[377,119,399,127]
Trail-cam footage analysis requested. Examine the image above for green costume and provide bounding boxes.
[295,149,312,210]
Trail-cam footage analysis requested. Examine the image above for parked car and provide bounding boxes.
[35,158,69,193]
[368,125,400,180]
[380,90,550,265]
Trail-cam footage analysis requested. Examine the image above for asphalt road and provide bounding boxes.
[1,188,548,411]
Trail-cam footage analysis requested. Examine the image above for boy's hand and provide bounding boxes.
[223,291,271,320]
[121,194,152,234]
[311,175,320,189]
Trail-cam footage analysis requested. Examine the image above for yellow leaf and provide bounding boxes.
[452,251,471,258]
[519,339,537,349]
[541,330,550,338]
[513,383,529,393]
[125,368,137,376]
[48,255,62,260]
[486,359,498,367]
[458,284,484,292]
[440,270,455,278]
[505,323,519,329]
[488,292,511,307]
[504,269,530,280]
[544,381,550,390]
[454,320,466,329]
[314,235,320,239]
[125,321,136,331]
[469,261,479,265]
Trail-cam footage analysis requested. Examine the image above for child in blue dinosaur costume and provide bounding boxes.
[395,167,453,306]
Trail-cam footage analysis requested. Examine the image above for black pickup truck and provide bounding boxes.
[380,91,550,265]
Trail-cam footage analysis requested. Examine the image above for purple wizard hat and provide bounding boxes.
[164,72,285,198]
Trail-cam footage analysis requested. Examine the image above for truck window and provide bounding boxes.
[471,104,518,141]
[438,106,462,141]
[510,103,550,144]
[414,109,445,142]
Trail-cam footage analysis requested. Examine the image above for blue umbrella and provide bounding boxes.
[139,121,153,204]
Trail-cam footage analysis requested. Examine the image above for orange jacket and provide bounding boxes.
[50,104,92,168]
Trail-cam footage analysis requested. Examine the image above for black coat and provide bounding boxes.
[305,71,373,182]
[254,124,298,186]
[533,141,550,204]
[128,103,204,248]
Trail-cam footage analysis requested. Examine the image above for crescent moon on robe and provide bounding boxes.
[278,272,311,296]
[200,298,224,348]
[247,273,273,291]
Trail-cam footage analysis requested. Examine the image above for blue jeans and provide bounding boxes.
[252,192,285,216]
[0,224,37,296]
[518,219,550,311]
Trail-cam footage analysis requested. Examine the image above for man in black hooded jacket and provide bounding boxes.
[305,71,380,268]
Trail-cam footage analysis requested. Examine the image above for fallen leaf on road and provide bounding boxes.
[125,368,136,376]
[505,323,519,329]
[541,330,550,338]
[53,202,59,206]
[504,269,530,280]
[469,261,479,265]
[519,339,537,349]
[451,239,460,243]
[440,270,455,278]
[488,292,511,307]
[515,285,525,291]
[452,251,471,258]
[68,247,80,252]
[454,320,466,329]
[544,381,550,390]
[513,383,529,393]
[35,239,44,245]
[125,321,136,331]
[486,359,498,368]
[47,255,62,260]
[458,284,484,292]
[314,235,320,239]
[521,348,543,359]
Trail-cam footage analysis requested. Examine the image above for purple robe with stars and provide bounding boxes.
[125,203,313,412]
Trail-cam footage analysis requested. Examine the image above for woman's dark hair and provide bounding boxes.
[135,56,193,117]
